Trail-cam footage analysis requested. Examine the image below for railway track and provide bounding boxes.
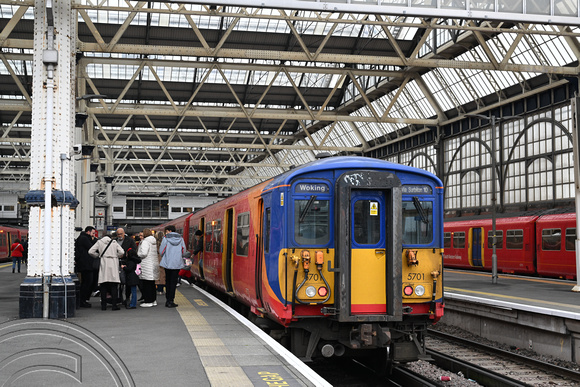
[426,329,580,386]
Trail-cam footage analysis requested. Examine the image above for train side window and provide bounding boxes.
[205,222,212,252]
[487,230,504,249]
[236,212,250,256]
[264,208,271,253]
[542,228,561,251]
[213,220,222,253]
[444,232,451,248]
[453,232,465,248]
[506,229,524,250]
[566,228,576,251]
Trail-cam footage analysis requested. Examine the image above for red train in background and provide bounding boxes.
[0,225,28,262]
[443,211,578,280]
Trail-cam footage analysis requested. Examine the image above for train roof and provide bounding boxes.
[445,207,575,224]
[264,156,442,191]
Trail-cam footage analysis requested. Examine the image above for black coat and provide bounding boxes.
[123,254,142,287]
[75,232,96,272]
[119,237,137,255]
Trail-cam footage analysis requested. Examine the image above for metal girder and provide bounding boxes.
[85,105,439,125]
[1,1,580,197]
[77,42,579,75]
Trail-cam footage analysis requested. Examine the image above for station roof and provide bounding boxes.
[0,1,578,197]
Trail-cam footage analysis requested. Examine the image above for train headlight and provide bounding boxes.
[415,285,426,296]
[305,286,316,298]
[318,286,328,297]
[403,285,413,296]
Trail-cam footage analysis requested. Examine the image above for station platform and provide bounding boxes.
[442,268,580,363]
[443,268,580,319]
[0,262,331,387]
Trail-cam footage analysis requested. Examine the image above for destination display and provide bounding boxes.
[402,185,432,195]
[294,183,330,194]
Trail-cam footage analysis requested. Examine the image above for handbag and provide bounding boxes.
[93,239,113,270]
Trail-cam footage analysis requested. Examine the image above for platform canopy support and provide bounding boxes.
[572,96,580,293]
[20,0,78,319]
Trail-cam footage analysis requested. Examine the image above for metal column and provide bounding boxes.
[21,0,78,319]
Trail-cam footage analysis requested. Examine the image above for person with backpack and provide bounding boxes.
[10,239,24,273]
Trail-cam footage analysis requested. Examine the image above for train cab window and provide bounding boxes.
[453,232,465,248]
[444,232,451,248]
[402,200,433,245]
[542,228,561,251]
[236,212,250,256]
[506,229,524,250]
[205,222,212,252]
[213,220,222,253]
[487,230,504,249]
[566,228,576,251]
[294,198,330,245]
[353,200,380,245]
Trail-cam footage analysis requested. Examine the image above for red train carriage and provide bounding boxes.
[157,156,445,366]
[0,225,28,262]
[444,211,578,280]
[536,213,577,280]
[443,216,537,275]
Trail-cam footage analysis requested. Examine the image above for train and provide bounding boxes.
[0,225,28,262]
[443,210,578,280]
[155,155,445,366]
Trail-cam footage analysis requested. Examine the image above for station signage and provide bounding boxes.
[294,183,329,194]
[402,185,432,195]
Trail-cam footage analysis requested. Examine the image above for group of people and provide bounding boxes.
[74,225,190,311]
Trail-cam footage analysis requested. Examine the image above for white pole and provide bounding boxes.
[491,115,498,284]
[571,96,580,292]
[43,25,55,318]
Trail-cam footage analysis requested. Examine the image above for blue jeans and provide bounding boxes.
[129,285,137,307]
[12,257,21,272]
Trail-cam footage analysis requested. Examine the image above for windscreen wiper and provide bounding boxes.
[299,195,317,223]
[412,196,429,224]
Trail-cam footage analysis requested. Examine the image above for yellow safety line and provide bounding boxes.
[444,269,574,286]
[173,291,254,386]
[445,286,580,311]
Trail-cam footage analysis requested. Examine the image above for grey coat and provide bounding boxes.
[89,236,125,284]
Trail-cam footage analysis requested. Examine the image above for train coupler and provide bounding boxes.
[349,324,390,349]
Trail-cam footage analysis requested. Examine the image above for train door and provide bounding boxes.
[198,217,206,280]
[225,208,234,293]
[255,199,265,306]
[350,191,387,314]
[335,170,402,322]
[470,227,483,267]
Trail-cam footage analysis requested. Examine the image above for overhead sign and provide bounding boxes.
[295,183,329,194]
[402,185,432,195]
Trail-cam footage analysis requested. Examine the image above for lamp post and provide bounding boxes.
[467,114,504,284]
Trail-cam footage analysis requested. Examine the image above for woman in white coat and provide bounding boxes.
[89,233,125,310]
[138,228,160,307]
